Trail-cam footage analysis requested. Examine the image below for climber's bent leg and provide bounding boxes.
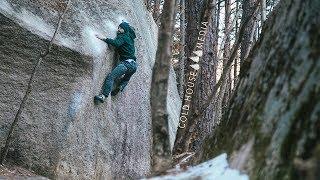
[102,63,128,97]
[111,60,137,96]
[119,60,137,91]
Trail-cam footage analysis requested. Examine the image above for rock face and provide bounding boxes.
[0,0,181,179]
[201,0,320,179]
[0,165,49,180]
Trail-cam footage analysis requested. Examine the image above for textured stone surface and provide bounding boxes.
[0,0,181,179]
[0,165,49,180]
[201,0,320,179]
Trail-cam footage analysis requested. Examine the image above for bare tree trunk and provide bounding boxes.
[146,0,153,10]
[249,20,258,45]
[234,0,240,89]
[260,0,266,21]
[182,0,218,155]
[173,0,260,162]
[240,0,258,62]
[184,2,261,130]
[222,0,231,111]
[214,0,233,124]
[173,0,214,156]
[150,0,176,173]
[173,0,208,155]
[184,0,207,61]
[153,0,161,22]
[171,0,180,35]
[196,0,218,143]
[216,0,221,39]
[178,0,186,99]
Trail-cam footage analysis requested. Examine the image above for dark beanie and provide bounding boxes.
[119,21,136,39]
[119,21,130,30]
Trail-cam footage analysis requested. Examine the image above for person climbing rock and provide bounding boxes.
[94,21,137,103]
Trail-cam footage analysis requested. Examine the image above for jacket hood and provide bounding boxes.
[119,21,136,39]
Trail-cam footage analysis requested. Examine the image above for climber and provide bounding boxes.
[94,21,137,104]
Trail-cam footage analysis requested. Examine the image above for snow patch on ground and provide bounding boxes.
[147,153,249,180]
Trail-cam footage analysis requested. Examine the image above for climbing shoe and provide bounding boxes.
[111,86,120,96]
[94,94,106,103]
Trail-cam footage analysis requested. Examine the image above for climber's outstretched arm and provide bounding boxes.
[95,34,124,48]
[102,36,125,48]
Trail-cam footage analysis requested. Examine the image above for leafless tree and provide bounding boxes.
[240,0,258,62]
[150,0,176,173]
[153,0,161,23]
[178,0,186,99]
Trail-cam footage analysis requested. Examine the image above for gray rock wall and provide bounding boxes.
[0,0,181,179]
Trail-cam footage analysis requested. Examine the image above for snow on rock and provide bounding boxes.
[0,0,13,16]
[103,19,118,36]
[0,0,55,40]
[81,26,107,57]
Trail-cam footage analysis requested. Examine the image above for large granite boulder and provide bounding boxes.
[201,0,320,179]
[0,0,181,179]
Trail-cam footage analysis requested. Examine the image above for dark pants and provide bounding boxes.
[102,59,137,96]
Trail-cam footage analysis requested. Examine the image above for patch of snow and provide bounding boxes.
[68,91,84,119]
[0,0,114,58]
[81,26,107,58]
[0,0,55,40]
[18,8,55,38]
[57,35,76,50]
[103,20,118,37]
[146,153,249,180]
[0,0,14,15]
